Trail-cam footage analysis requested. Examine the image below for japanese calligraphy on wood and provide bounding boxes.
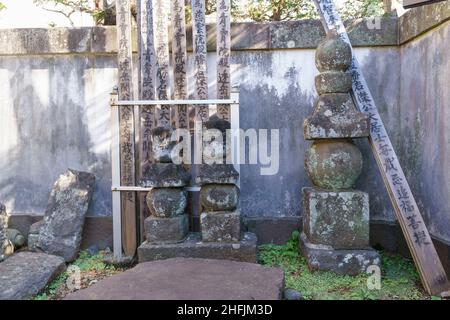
[116,0,137,257]
[312,0,450,296]
[171,0,189,129]
[137,0,155,242]
[216,0,231,121]
[192,0,209,122]
[153,0,171,127]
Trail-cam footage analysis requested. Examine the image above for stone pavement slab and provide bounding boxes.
[65,258,284,300]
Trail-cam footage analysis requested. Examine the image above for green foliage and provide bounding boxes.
[339,0,385,20]
[34,0,386,26]
[0,2,5,11]
[247,0,318,21]
[33,250,115,300]
[258,232,429,300]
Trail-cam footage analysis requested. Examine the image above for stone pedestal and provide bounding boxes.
[300,32,380,274]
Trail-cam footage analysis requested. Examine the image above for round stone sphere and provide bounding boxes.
[315,34,352,72]
[305,140,363,190]
[146,188,187,218]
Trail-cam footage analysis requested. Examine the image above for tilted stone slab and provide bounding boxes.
[36,169,95,262]
[201,211,241,242]
[65,257,284,300]
[196,164,239,185]
[140,163,190,188]
[0,252,66,300]
[302,188,370,249]
[304,93,369,139]
[200,184,239,212]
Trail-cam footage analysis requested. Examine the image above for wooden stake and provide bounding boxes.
[137,0,155,243]
[216,0,231,121]
[153,0,171,127]
[312,0,450,296]
[171,0,189,129]
[191,0,209,122]
[116,0,137,257]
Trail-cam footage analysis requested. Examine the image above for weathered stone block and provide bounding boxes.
[200,184,239,212]
[37,169,95,262]
[196,164,239,185]
[315,71,352,95]
[151,126,176,163]
[201,211,241,242]
[304,93,369,139]
[145,215,188,244]
[302,188,369,249]
[299,232,380,275]
[203,115,232,164]
[140,163,190,188]
[305,140,363,190]
[146,188,187,218]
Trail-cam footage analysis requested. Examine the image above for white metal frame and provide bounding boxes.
[110,87,240,259]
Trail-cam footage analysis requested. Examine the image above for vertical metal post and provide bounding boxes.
[110,87,122,260]
[230,87,240,188]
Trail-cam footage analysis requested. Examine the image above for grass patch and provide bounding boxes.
[258,231,433,300]
[33,250,124,300]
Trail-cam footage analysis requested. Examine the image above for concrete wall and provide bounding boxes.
[0,6,449,245]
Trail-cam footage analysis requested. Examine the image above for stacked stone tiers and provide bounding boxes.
[300,32,380,275]
[138,122,257,263]
[197,164,241,243]
[197,116,242,243]
[140,127,190,244]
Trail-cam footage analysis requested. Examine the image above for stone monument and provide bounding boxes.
[141,126,190,244]
[138,117,257,263]
[299,32,380,275]
[197,115,241,243]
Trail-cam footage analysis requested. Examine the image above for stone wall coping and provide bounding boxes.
[399,1,450,44]
[0,4,449,56]
[0,18,398,56]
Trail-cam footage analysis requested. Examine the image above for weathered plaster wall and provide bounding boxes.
[0,11,449,244]
[0,46,399,221]
[399,20,450,242]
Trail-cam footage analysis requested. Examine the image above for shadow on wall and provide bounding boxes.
[0,29,112,216]
[236,63,316,218]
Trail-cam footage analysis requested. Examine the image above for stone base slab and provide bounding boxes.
[138,232,257,263]
[299,232,380,275]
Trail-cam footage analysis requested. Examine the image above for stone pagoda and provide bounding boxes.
[137,119,257,262]
[141,126,191,244]
[299,32,380,275]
